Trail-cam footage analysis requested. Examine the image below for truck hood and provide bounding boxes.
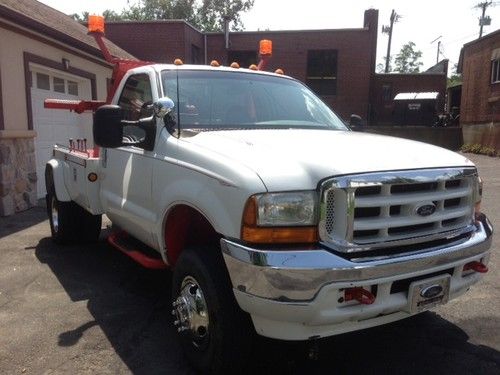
[183,129,474,191]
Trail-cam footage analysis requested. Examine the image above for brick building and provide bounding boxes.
[106,9,446,124]
[458,29,500,150]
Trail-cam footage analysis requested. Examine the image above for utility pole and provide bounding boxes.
[475,1,493,38]
[431,36,442,64]
[382,9,400,73]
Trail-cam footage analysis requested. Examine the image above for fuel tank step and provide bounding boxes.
[107,231,168,270]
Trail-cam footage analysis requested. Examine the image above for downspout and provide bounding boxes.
[204,33,207,65]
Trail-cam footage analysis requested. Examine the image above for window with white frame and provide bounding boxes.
[492,59,500,84]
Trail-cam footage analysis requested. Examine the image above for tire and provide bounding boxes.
[46,185,101,245]
[172,247,254,374]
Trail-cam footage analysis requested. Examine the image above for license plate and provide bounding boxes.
[408,275,451,313]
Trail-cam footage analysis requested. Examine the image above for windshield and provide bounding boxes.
[161,70,347,131]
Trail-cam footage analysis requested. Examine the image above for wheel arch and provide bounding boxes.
[45,159,71,202]
[162,203,223,267]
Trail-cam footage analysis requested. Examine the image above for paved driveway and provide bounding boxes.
[0,153,498,374]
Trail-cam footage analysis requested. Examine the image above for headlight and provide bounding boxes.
[241,191,319,244]
[256,191,317,226]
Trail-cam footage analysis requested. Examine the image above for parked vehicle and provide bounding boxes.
[44,17,493,373]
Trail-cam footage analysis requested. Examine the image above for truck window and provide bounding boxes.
[118,74,154,143]
[161,70,347,132]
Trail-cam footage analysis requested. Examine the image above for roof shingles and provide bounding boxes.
[0,0,135,60]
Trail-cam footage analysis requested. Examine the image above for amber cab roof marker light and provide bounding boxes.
[174,58,184,66]
[210,60,220,67]
[230,62,240,69]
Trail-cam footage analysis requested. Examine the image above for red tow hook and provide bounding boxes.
[344,287,376,305]
[463,261,488,273]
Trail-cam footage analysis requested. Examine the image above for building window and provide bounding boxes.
[306,50,337,96]
[191,44,201,64]
[36,73,50,90]
[227,51,257,69]
[67,81,79,96]
[53,77,65,93]
[382,84,392,101]
[492,59,500,84]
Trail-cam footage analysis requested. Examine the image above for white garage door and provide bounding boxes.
[30,66,93,198]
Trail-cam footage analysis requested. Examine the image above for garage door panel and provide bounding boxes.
[31,67,92,198]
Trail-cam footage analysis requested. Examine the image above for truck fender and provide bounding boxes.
[45,159,71,202]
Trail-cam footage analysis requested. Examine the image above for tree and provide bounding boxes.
[393,42,423,73]
[376,56,392,73]
[447,63,462,87]
[71,10,122,22]
[119,0,254,31]
[70,11,90,22]
[121,0,198,26]
[198,0,254,31]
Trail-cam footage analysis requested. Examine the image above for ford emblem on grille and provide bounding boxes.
[420,285,443,299]
[416,203,436,217]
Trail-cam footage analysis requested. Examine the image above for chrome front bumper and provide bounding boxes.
[221,215,493,302]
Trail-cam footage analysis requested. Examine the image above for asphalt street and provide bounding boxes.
[0,153,498,374]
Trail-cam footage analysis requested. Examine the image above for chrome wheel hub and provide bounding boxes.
[51,196,59,233]
[172,276,209,346]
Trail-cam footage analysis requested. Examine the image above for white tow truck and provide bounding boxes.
[44,16,493,373]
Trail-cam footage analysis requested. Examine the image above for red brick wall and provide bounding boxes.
[460,31,500,124]
[104,10,380,122]
[371,73,447,125]
[106,21,188,63]
[206,10,378,122]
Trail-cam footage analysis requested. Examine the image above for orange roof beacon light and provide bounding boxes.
[230,62,240,69]
[249,64,258,71]
[259,39,272,56]
[210,60,220,67]
[257,39,273,71]
[275,68,284,75]
[174,58,184,66]
[88,14,105,34]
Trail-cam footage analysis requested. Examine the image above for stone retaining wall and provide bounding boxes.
[0,138,37,216]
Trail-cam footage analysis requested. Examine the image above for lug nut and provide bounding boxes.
[174,320,180,326]
[171,310,176,316]
[177,327,188,332]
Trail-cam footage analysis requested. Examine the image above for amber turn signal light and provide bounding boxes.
[241,197,318,244]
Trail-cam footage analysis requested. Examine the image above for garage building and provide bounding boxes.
[0,0,134,216]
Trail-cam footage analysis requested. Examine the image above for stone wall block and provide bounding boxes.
[0,195,15,216]
[0,139,37,216]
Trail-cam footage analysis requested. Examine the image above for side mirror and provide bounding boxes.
[93,105,123,148]
[349,114,363,128]
[154,97,175,118]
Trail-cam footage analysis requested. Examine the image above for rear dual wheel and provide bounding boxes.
[46,186,101,245]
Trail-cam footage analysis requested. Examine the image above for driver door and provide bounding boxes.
[100,72,157,247]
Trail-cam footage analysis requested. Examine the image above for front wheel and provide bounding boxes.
[172,247,253,374]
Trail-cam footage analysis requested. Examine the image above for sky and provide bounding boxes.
[38,0,500,74]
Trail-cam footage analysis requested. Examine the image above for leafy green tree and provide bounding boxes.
[121,0,198,25]
[447,63,462,87]
[198,0,254,31]
[394,41,423,73]
[70,11,90,22]
[119,0,253,31]
[71,10,122,21]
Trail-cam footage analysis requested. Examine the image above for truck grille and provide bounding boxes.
[319,168,479,253]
